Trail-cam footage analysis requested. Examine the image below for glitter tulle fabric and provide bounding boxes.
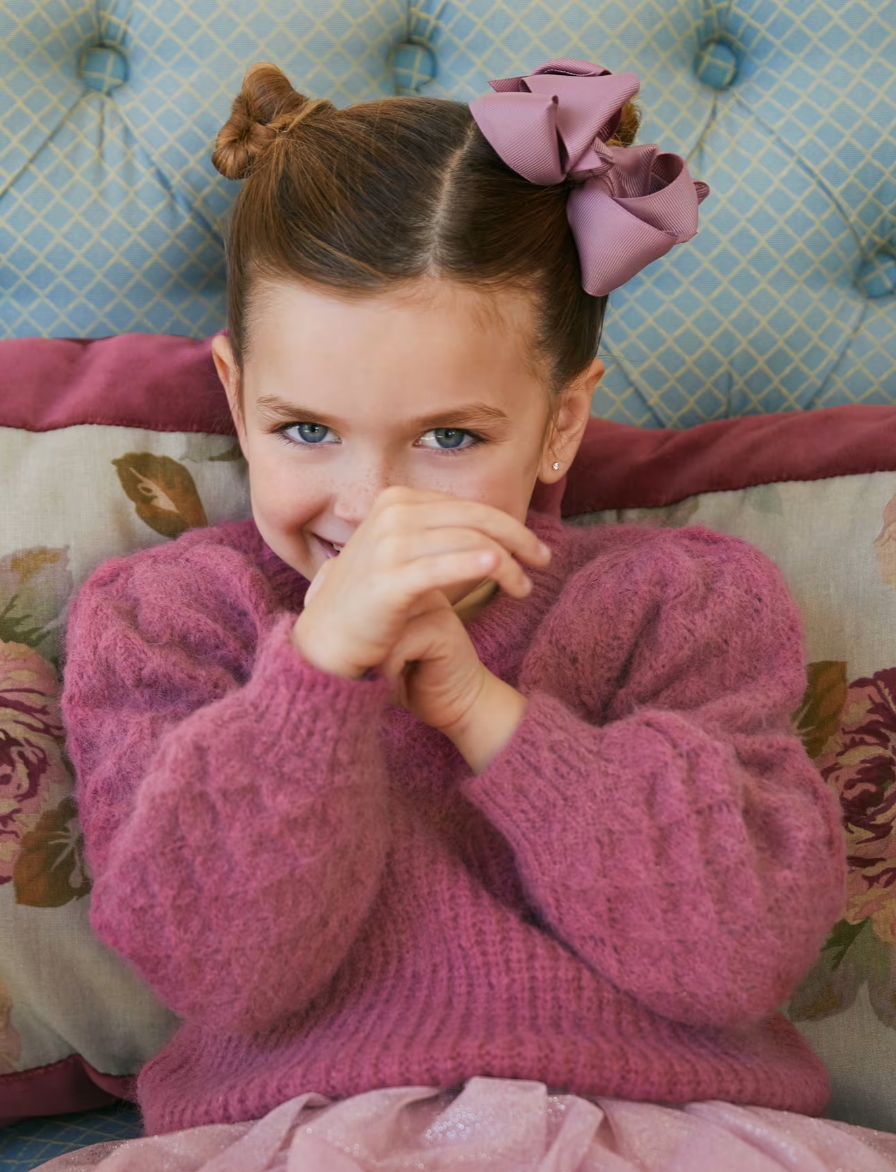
[30,1078,896,1172]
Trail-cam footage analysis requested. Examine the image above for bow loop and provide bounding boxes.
[468,57,711,295]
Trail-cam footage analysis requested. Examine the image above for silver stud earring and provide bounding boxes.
[552,462,560,471]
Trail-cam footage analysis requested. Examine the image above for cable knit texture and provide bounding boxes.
[59,507,847,1137]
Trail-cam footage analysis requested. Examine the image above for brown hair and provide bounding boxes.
[212,62,642,430]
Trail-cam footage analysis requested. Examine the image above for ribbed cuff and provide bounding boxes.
[245,610,393,747]
[461,688,606,855]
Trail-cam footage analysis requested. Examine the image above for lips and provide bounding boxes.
[313,535,344,559]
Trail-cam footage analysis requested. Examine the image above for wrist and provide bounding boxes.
[442,670,528,774]
[290,616,367,681]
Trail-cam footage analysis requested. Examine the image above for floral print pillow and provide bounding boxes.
[0,428,250,1122]
[576,476,896,1132]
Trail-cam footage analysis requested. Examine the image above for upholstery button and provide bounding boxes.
[78,44,129,95]
[856,251,896,298]
[694,39,739,89]
[390,41,436,93]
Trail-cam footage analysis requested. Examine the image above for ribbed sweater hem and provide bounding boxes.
[137,1029,831,1137]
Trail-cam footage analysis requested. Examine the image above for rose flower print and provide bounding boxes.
[815,669,896,944]
[0,640,72,885]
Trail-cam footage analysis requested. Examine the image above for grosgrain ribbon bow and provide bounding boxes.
[469,58,711,296]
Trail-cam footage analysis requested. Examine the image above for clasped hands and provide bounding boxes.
[291,486,552,773]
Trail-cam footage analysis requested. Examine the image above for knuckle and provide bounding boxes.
[378,530,406,564]
[379,484,409,508]
[378,500,411,535]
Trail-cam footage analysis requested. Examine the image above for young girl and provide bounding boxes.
[46,58,896,1172]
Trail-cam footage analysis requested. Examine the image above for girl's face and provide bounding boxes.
[212,277,603,607]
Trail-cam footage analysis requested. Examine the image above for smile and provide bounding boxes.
[314,535,344,558]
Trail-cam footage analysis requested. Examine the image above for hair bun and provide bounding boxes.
[212,62,330,181]
[608,98,642,148]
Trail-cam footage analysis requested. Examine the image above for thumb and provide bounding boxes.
[304,555,335,606]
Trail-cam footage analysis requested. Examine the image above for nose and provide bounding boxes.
[330,454,395,528]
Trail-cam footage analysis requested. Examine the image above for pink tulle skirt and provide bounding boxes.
[32,1077,896,1172]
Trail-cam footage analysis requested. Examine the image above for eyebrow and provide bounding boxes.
[254,395,511,431]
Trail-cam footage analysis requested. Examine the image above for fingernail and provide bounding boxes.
[539,541,551,557]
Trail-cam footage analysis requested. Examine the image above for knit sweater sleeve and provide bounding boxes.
[60,538,393,1037]
[461,525,847,1030]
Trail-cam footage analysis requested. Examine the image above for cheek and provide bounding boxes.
[424,448,539,522]
[246,445,324,532]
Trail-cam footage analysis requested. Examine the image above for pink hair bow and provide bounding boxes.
[469,58,711,296]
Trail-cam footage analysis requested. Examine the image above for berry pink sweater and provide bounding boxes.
[60,507,846,1137]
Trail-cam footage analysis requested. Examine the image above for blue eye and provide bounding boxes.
[277,422,335,446]
[294,423,330,444]
[420,428,481,453]
[434,429,465,449]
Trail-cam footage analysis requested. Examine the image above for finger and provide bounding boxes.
[304,555,335,605]
[468,547,532,599]
[378,496,552,569]
[397,542,531,600]
[380,662,408,708]
[380,530,532,601]
[380,527,538,593]
[380,607,458,680]
[404,587,456,621]
[388,548,531,606]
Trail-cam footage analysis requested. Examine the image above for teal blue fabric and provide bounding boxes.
[0,1103,142,1171]
[1,0,895,426]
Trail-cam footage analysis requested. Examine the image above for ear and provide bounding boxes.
[211,333,248,457]
[537,357,605,483]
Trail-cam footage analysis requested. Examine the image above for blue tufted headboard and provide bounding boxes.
[2,0,895,428]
